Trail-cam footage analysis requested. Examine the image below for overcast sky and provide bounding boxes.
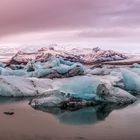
[0,0,140,52]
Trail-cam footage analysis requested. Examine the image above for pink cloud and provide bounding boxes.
[0,0,139,38]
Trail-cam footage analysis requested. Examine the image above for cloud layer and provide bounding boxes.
[0,0,140,37]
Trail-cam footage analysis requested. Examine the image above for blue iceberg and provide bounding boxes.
[0,57,85,78]
[30,76,136,109]
[121,68,140,93]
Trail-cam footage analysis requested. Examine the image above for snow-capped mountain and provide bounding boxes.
[9,46,127,65]
[9,47,80,64]
[66,47,127,64]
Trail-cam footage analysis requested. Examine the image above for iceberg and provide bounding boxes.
[30,76,136,109]
[53,76,101,100]
[132,63,140,68]
[121,69,140,93]
[0,57,85,78]
[29,90,67,108]
[29,59,84,78]
[102,87,136,104]
[0,63,6,68]
[0,74,136,110]
[0,76,53,97]
[0,67,27,76]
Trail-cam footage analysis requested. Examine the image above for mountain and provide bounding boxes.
[9,46,127,65]
[66,47,127,64]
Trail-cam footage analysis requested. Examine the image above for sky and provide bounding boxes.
[0,0,140,52]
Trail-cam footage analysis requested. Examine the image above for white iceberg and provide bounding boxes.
[0,76,52,97]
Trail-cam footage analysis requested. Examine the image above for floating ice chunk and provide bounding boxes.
[30,76,136,108]
[53,76,136,103]
[0,57,84,78]
[53,64,75,74]
[30,69,53,78]
[132,63,140,68]
[130,63,140,75]
[0,63,6,68]
[27,57,85,78]
[53,76,101,100]
[0,67,27,76]
[59,57,75,66]
[30,90,66,107]
[121,69,140,92]
[0,75,136,106]
[29,64,84,78]
[0,76,52,97]
[102,87,136,104]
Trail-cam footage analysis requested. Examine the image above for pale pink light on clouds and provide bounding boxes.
[0,0,140,51]
[0,0,140,36]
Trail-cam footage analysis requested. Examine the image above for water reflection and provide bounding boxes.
[0,96,31,104]
[0,96,134,125]
[32,103,128,125]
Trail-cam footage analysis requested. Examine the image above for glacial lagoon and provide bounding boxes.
[0,47,140,140]
[0,96,140,140]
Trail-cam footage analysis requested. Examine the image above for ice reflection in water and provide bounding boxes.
[32,103,128,125]
[0,96,31,104]
[0,96,134,125]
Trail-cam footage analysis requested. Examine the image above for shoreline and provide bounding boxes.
[102,55,140,65]
[2,55,140,66]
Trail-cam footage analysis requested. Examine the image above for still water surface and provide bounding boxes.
[0,97,140,140]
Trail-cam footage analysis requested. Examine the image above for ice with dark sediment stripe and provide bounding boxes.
[0,57,85,78]
[30,76,136,108]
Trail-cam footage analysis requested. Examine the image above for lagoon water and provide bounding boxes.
[0,97,140,140]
